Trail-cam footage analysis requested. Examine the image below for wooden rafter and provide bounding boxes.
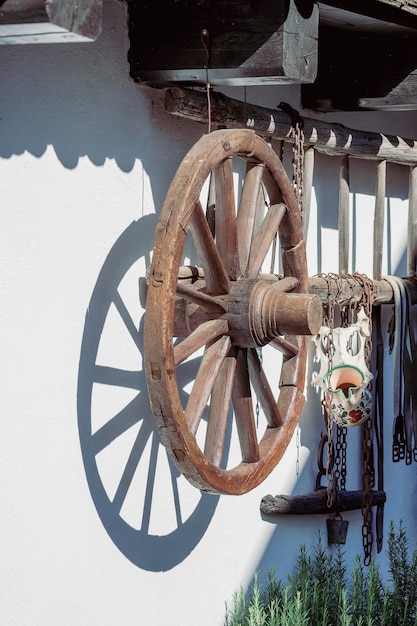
[379,0,417,14]
[165,87,417,166]
[0,0,102,44]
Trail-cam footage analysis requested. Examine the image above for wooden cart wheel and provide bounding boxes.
[144,129,321,495]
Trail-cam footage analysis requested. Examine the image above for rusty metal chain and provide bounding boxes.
[316,273,377,563]
[340,274,356,328]
[292,118,304,216]
[351,272,376,565]
[277,103,304,216]
[362,417,374,565]
[335,277,357,494]
[334,425,347,491]
[315,273,343,508]
[324,276,336,508]
[352,272,376,365]
[325,405,336,508]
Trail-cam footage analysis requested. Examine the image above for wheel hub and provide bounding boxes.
[173,277,322,348]
[225,278,322,348]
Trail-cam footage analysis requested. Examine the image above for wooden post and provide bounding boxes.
[373,160,387,281]
[338,155,350,274]
[408,164,417,276]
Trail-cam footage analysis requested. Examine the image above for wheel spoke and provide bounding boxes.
[189,200,230,294]
[204,353,236,466]
[280,336,306,387]
[176,282,226,313]
[232,348,260,463]
[271,276,299,292]
[271,336,300,358]
[214,158,239,280]
[174,319,229,366]
[144,129,309,494]
[206,172,216,237]
[237,162,264,276]
[248,203,286,278]
[185,335,232,435]
[247,348,283,428]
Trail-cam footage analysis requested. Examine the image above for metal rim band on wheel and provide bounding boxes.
[144,129,321,495]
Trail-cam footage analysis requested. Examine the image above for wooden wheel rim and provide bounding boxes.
[144,129,309,495]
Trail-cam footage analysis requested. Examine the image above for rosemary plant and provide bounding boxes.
[224,521,417,626]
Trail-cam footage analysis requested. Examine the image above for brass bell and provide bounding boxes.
[327,513,349,545]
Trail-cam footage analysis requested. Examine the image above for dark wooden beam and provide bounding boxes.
[302,25,417,111]
[128,0,318,87]
[320,0,417,28]
[380,0,417,14]
[0,0,102,44]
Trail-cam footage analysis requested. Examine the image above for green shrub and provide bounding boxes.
[225,521,417,626]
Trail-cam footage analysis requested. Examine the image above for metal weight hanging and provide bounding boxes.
[327,513,349,545]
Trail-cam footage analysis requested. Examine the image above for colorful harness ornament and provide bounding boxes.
[312,308,373,427]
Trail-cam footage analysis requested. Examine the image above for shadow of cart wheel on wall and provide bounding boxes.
[77,216,219,571]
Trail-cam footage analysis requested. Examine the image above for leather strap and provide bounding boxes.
[384,276,406,462]
[403,279,417,462]
[373,305,384,552]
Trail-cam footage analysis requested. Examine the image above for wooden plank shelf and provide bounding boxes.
[128,0,318,87]
[0,0,101,44]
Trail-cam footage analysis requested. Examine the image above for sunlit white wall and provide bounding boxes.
[1,2,417,625]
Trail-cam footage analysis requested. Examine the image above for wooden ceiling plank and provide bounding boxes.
[0,0,101,44]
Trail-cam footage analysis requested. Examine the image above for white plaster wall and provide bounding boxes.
[1,2,417,625]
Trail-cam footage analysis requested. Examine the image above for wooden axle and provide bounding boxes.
[174,277,323,347]
[309,276,417,305]
[177,268,417,306]
[260,489,387,515]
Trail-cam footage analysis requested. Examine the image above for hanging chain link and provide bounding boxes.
[277,103,304,216]
[335,277,356,494]
[324,276,336,508]
[274,121,304,479]
[315,273,377,563]
[353,273,376,565]
[316,274,341,508]
[361,416,374,565]
[334,425,347,491]
[292,117,304,216]
[285,126,304,478]
[325,404,335,508]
